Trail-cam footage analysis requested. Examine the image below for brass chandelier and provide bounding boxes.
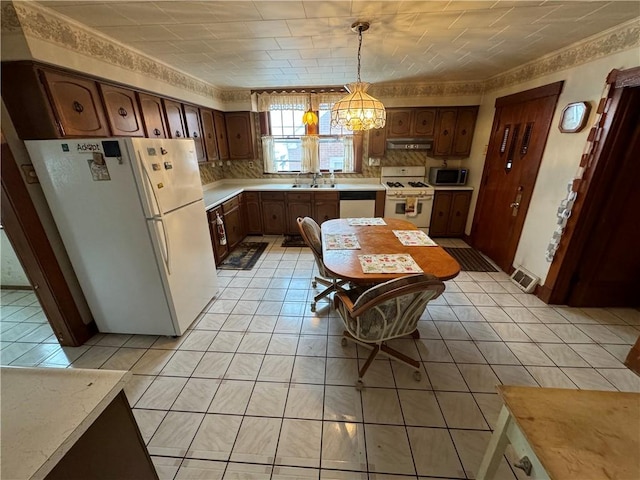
[330,22,386,131]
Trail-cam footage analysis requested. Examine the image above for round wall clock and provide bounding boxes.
[559,101,591,133]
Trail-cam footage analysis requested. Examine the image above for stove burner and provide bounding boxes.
[408,181,429,188]
[386,182,404,188]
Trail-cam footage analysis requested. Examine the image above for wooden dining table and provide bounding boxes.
[321,218,460,284]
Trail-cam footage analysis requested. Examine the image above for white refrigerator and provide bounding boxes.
[26,138,218,336]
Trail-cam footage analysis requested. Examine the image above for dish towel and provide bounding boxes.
[405,197,418,217]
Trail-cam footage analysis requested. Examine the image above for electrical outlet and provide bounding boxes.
[368,157,381,166]
[218,161,223,166]
[248,161,254,168]
[226,161,231,166]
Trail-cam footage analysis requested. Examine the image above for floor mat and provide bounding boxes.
[443,247,499,272]
[218,242,268,270]
[281,235,308,247]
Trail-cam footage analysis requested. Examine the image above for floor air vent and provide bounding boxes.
[510,267,539,293]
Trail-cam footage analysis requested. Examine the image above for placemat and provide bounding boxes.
[392,230,438,246]
[325,233,361,250]
[358,254,423,274]
[347,218,387,226]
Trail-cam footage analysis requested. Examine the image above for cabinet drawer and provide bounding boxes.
[261,192,285,201]
[287,192,312,202]
[244,192,260,202]
[315,192,339,202]
[223,195,240,212]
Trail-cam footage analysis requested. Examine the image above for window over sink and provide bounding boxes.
[257,92,359,174]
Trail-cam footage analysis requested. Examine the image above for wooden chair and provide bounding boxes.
[334,273,445,389]
[297,217,348,312]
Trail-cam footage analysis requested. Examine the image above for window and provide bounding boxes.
[258,92,357,174]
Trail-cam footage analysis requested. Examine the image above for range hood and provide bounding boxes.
[386,137,433,150]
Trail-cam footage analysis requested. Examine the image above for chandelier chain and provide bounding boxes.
[356,26,362,83]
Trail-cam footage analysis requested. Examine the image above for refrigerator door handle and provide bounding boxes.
[138,152,164,217]
[139,154,171,274]
[152,216,171,275]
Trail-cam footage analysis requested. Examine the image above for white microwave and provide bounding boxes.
[429,167,468,186]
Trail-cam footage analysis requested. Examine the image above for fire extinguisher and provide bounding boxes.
[216,212,227,246]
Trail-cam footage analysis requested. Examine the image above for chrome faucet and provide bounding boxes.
[311,172,323,187]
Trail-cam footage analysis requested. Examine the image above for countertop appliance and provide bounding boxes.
[429,167,468,186]
[381,166,435,232]
[26,138,218,336]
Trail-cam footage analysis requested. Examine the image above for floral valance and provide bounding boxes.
[257,92,345,112]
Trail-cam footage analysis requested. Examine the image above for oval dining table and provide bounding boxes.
[321,218,461,284]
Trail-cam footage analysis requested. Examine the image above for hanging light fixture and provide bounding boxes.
[302,109,318,126]
[331,22,386,131]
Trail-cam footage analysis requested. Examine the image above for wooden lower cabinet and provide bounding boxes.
[313,192,339,225]
[223,195,244,250]
[243,192,263,234]
[286,192,312,234]
[261,192,286,235]
[207,206,228,265]
[429,190,472,237]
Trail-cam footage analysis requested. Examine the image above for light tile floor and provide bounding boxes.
[2,235,640,480]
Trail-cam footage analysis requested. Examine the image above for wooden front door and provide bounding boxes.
[471,82,562,272]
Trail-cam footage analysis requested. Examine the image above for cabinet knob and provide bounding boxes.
[455,211,461,216]
[461,129,467,135]
[208,133,212,138]
[443,129,449,136]
[193,132,199,138]
[236,133,242,139]
[153,128,161,136]
[438,212,444,216]
[118,107,128,117]
[72,101,84,113]
[175,131,182,138]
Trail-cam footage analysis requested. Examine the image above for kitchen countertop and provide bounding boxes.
[202,179,385,210]
[1,367,131,480]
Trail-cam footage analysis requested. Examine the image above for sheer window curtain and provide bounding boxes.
[301,136,319,173]
[342,136,354,173]
[261,135,277,173]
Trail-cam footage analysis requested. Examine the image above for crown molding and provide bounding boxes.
[3,2,638,104]
[485,18,640,92]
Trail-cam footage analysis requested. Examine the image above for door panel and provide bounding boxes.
[472,85,561,272]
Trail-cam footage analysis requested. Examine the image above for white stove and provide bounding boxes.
[381,166,435,231]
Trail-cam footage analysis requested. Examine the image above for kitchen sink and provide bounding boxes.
[292,184,336,189]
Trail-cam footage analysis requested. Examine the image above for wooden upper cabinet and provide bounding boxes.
[368,128,386,157]
[99,84,144,137]
[183,104,206,163]
[433,108,458,156]
[200,109,219,162]
[225,112,256,160]
[39,69,110,137]
[386,108,436,138]
[413,109,436,136]
[163,99,186,139]
[452,106,479,157]
[137,93,167,138]
[213,110,229,160]
[387,110,413,137]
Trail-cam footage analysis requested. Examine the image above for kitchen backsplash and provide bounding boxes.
[200,133,466,185]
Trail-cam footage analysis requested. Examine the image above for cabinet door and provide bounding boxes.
[200,109,219,162]
[244,193,263,234]
[225,112,255,159]
[452,107,478,157]
[261,201,286,235]
[313,192,339,225]
[413,109,436,136]
[99,84,144,137]
[40,70,110,137]
[224,207,243,250]
[163,99,186,139]
[368,128,386,157]
[448,191,472,236]
[183,104,206,163]
[138,93,167,138]
[433,108,458,156]
[286,192,312,234]
[386,110,412,137]
[430,191,453,237]
[207,207,228,265]
[213,111,229,160]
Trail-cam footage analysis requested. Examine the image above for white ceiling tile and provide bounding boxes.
[254,1,306,20]
[245,20,291,37]
[268,50,302,60]
[47,4,137,27]
[164,24,216,41]
[302,1,352,19]
[115,3,176,25]
[276,37,315,50]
